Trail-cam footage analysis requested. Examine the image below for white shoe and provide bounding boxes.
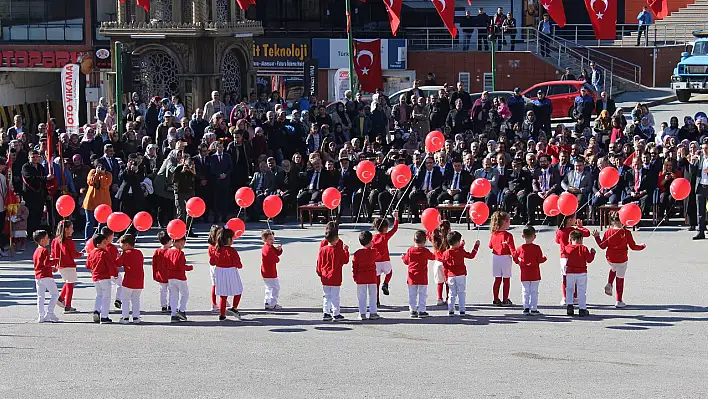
[36,315,45,323]
[615,301,627,308]
[132,318,142,324]
[604,284,613,296]
[560,298,567,305]
[44,314,60,323]
[119,317,130,324]
[271,304,282,311]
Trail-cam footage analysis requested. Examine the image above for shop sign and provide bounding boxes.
[252,38,311,69]
[0,51,82,69]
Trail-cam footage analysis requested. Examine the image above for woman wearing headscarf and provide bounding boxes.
[151,149,180,227]
[593,109,612,144]
[633,117,655,141]
[78,128,98,166]
[679,116,697,142]
[659,116,680,146]
[330,102,352,140]
[142,144,160,179]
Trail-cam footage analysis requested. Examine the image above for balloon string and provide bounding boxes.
[646,198,674,239]
[236,207,242,219]
[266,218,272,232]
[355,182,367,224]
[379,156,427,230]
[184,216,193,242]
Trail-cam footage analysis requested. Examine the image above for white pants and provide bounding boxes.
[94,279,113,318]
[521,280,540,310]
[356,284,377,315]
[375,261,392,276]
[113,273,124,302]
[36,278,58,319]
[608,261,628,278]
[322,285,341,316]
[566,273,588,309]
[158,282,169,307]
[264,278,281,306]
[168,279,190,316]
[447,275,467,313]
[408,285,427,313]
[492,254,513,278]
[121,288,142,320]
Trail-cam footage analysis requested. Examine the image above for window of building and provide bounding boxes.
[0,0,85,42]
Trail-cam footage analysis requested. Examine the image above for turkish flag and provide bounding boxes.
[383,0,403,36]
[541,0,566,27]
[136,0,150,13]
[354,39,383,93]
[431,0,457,38]
[585,0,616,40]
[648,0,668,19]
[235,0,256,10]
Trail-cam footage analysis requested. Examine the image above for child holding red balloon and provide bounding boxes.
[441,231,480,316]
[86,233,119,324]
[430,221,451,305]
[562,230,596,316]
[261,229,283,310]
[152,230,172,313]
[33,230,59,323]
[101,227,123,310]
[401,230,436,318]
[512,226,547,316]
[489,211,516,306]
[592,212,646,308]
[165,235,194,322]
[116,234,144,324]
[317,226,350,321]
[352,231,379,320]
[52,220,82,313]
[371,213,399,304]
[555,215,590,305]
[209,227,244,321]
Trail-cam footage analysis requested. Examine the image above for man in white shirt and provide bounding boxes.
[691,142,708,239]
[438,158,471,204]
[409,156,443,215]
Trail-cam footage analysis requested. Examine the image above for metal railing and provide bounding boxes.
[405,26,538,52]
[554,23,708,46]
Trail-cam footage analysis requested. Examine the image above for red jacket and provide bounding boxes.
[165,248,192,280]
[209,246,243,269]
[33,247,57,279]
[86,247,119,281]
[352,247,378,285]
[594,228,645,263]
[316,242,350,286]
[562,244,595,274]
[107,243,119,261]
[555,226,590,258]
[371,219,399,262]
[513,243,547,281]
[116,248,145,289]
[261,244,283,278]
[402,246,436,285]
[441,243,479,277]
[51,238,82,268]
[489,231,516,256]
[152,248,169,283]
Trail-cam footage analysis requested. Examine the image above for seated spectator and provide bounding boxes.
[409,156,443,215]
[657,159,682,220]
[473,157,500,209]
[526,154,560,225]
[561,156,593,218]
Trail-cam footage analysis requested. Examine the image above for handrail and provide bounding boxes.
[554,23,708,46]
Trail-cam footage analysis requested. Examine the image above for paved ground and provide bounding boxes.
[1,219,707,398]
[647,93,708,124]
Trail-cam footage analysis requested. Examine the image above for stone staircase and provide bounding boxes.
[615,0,708,45]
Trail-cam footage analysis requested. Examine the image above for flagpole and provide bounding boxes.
[345,0,356,93]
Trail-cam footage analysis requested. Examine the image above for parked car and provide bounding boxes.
[522,80,597,119]
[387,86,444,104]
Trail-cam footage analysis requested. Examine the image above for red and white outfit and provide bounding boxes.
[555,226,590,302]
[562,244,595,310]
[152,247,170,308]
[352,247,378,316]
[209,246,243,317]
[441,243,480,314]
[401,246,436,313]
[428,231,448,302]
[316,242,350,316]
[86,247,119,319]
[371,219,399,298]
[51,237,82,309]
[594,228,645,304]
[33,246,59,322]
[106,243,123,303]
[512,243,547,311]
[117,248,145,322]
[489,230,516,302]
[208,244,217,309]
[261,243,283,308]
[165,248,193,317]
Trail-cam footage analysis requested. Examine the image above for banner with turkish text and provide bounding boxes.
[354,39,383,93]
[585,0,616,40]
[61,64,79,134]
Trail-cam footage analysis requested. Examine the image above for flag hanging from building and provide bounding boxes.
[236,0,256,10]
[383,0,403,36]
[353,39,383,93]
[585,0,616,40]
[648,0,668,19]
[541,0,566,27]
[431,0,457,38]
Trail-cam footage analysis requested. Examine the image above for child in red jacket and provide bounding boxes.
[52,220,82,314]
[372,213,399,301]
[33,230,59,323]
[555,215,590,305]
[165,236,194,323]
[116,234,145,324]
[402,230,435,318]
[489,211,516,306]
[209,227,244,321]
[441,231,480,317]
[562,230,596,317]
[207,224,220,311]
[593,212,646,308]
[430,221,451,305]
[316,226,350,321]
[152,231,172,313]
[261,229,283,310]
[86,233,119,324]
[352,231,379,321]
[512,226,547,316]
[101,227,123,311]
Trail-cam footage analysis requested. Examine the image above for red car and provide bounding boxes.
[522,80,597,119]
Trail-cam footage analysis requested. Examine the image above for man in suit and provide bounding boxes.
[622,155,657,220]
[561,156,593,218]
[463,152,481,174]
[473,157,500,208]
[22,150,52,236]
[97,144,121,209]
[297,157,330,206]
[337,157,357,210]
[209,141,232,223]
[409,156,443,214]
[595,91,616,117]
[379,157,410,218]
[526,154,561,225]
[438,157,471,204]
[249,160,277,221]
[502,157,532,219]
[554,150,573,180]
[192,144,212,222]
[690,142,708,239]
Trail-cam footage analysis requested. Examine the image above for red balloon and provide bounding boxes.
[226,218,246,239]
[469,201,490,225]
[356,160,376,184]
[598,167,620,189]
[391,164,412,189]
[235,187,255,208]
[263,195,283,219]
[94,204,112,224]
[186,197,206,218]
[470,178,492,198]
[425,130,445,153]
[56,195,75,218]
[166,219,187,240]
[421,208,441,232]
[619,203,642,227]
[557,192,579,216]
[542,194,560,217]
[107,212,131,232]
[670,177,691,201]
[322,187,342,210]
[133,211,153,232]
[85,238,95,253]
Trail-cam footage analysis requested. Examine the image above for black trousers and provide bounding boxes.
[378,190,408,217]
[25,194,44,237]
[352,188,379,220]
[697,184,708,232]
[297,189,323,206]
[409,189,439,209]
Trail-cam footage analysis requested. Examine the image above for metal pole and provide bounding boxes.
[652,48,657,88]
[114,41,124,135]
[491,36,496,91]
[345,0,356,93]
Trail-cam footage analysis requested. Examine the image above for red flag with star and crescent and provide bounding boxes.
[541,0,566,27]
[383,0,403,36]
[648,0,668,19]
[585,0,616,40]
[235,0,256,10]
[354,39,383,93]
[431,0,457,38]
